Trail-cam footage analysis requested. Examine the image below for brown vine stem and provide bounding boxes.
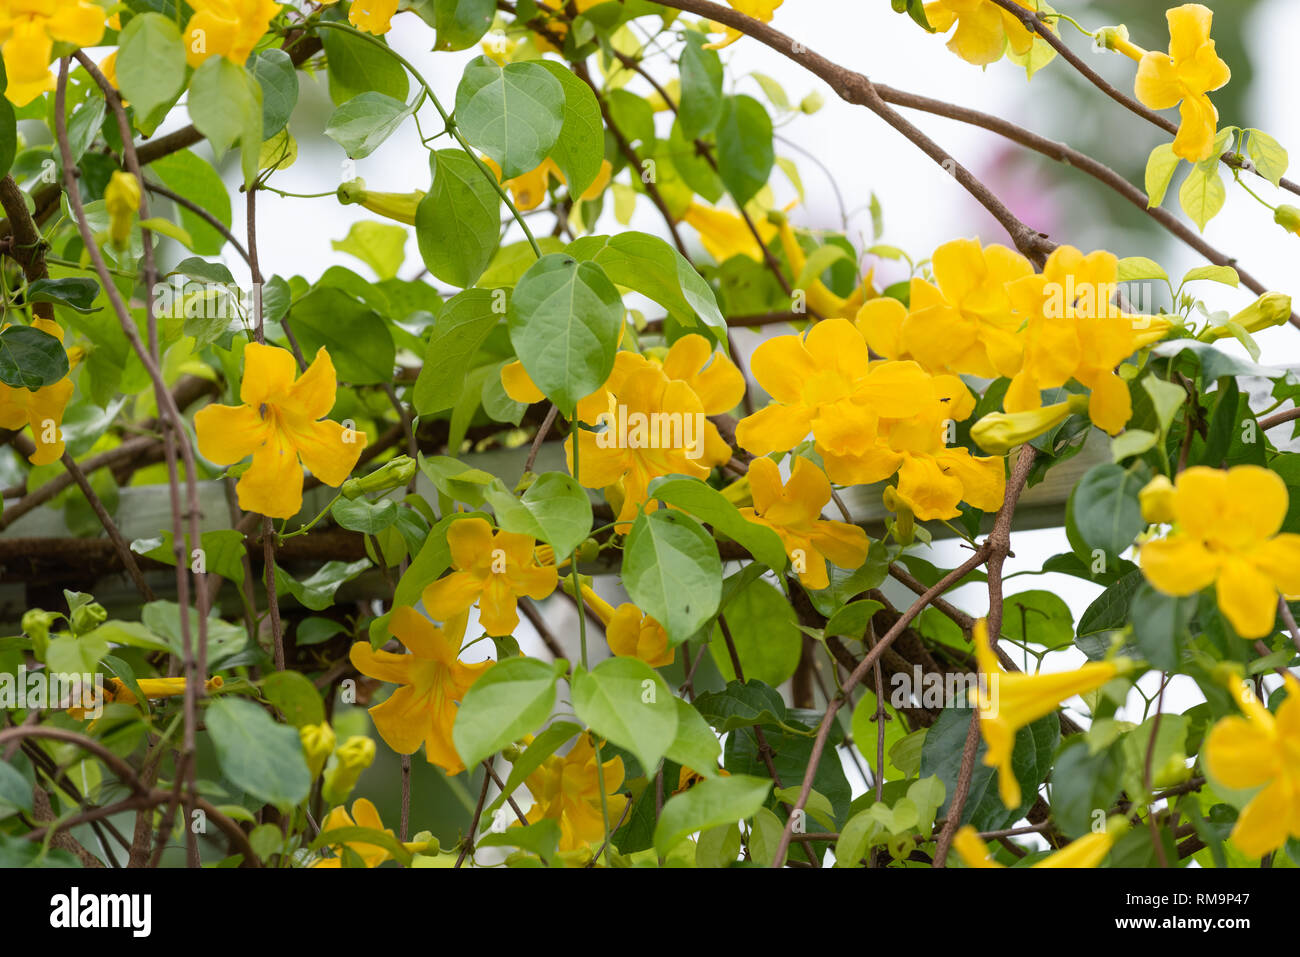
[60,55,210,867]
[646,0,1054,265]
[1277,597,1300,655]
[986,0,1300,199]
[1259,406,1300,432]
[768,544,992,867]
[932,444,1038,867]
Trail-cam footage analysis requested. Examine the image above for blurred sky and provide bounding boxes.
[102,0,1299,786]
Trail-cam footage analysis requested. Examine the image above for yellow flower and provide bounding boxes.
[578,583,673,668]
[1003,245,1160,435]
[1203,671,1300,857]
[682,202,775,265]
[775,216,873,320]
[868,238,1031,378]
[300,721,336,780]
[524,733,628,852]
[349,605,492,773]
[704,0,783,50]
[953,818,1125,868]
[346,0,399,34]
[1139,466,1300,638]
[194,343,368,520]
[970,619,1123,808]
[183,0,282,68]
[67,675,224,720]
[483,154,613,211]
[105,171,140,249]
[322,734,376,806]
[970,394,1090,455]
[313,798,392,868]
[739,455,867,590]
[0,318,77,465]
[422,518,558,637]
[0,0,106,106]
[922,0,1039,67]
[1132,3,1230,162]
[1139,473,1177,524]
[736,318,931,457]
[567,335,744,527]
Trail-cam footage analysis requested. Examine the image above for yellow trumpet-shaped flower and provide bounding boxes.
[183,0,282,68]
[736,318,931,457]
[970,394,1090,456]
[1139,474,1177,524]
[739,456,868,590]
[344,0,398,34]
[775,216,873,320]
[524,733,628,852]
[0,0,106,106]
[922,0,1040,67]
[578,583,673,668]
[349,604,493,773]
[1139,466,1300,638]
[1203,672,1300,857]
[66,676,224,720]
[567,336,744,527]
[300,721,336,780]
[483,154,613,211]
[422,518,558,637]
[105,171,140,249]
[1132,4,1231,163]
[313,798,392,868]
[953,818,1126,868]
[970,619,1124,808]
[704,0,783,50]
[322,735,376,806]
[682,202,775,265]
[0,318,77,465]
[194,343,368,520]
[1003,245,1166,435]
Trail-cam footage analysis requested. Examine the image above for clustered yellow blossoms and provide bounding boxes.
[194,343,368,519]
[1138,466,1300,639]
[183,0,282,69]
[969,619,1127,808]
[524,733,628,853]
[0,318,77,465]
[0,0,105,105]
[349,605,493,775]
[1203,672,1300,857]
[1107,4,1231,163]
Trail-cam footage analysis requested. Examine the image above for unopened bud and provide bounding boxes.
[322,735,376,806]
[105,171,140,248]
[337,179,424,226]
[1139,474,1177,524]
[799,92,824,114]
[300,721,337,780]
[970,395,1089,454]
[1274,204,1300,236]
[341,455,417,499]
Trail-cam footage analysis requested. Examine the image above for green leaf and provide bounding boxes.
[0,325,69,389]
[646,476,786,570]
[693,679,795,734]
[415,149,501,288]
[1142,374,1186,437]
[1116,256,1168,283]
[454,657,566,770]
[187,57,262,187]
[1072,462,1148,556]
[0,62,14,179]
[665,697,722,775]
[250,48,299,138]
[572,657,678,772]
[535,60,605,199]
[679,32,723,139]
[413,289,500,414]
[1001,590,1074,650]
[65,96,106,164]
[273,559,371,612]
[325,92,413,160]
[454,56,564,179]
[1144,143,1179,207]
[151,150,232,256]
[261,670,325,728]
[331,497,398,535]
[622,509,722,645]
[476,819,560,864]
[1050,739,1125,838]
[484,472,593,560]
[116,13,187,122]
[330,219,408,279]
[288,285,395,384]
[653,773,772,856]
[1076,569,1145,640]
[1129,582,1195,671]
[710,577,800,686]
[140,601,247,667]
[206,697,311,810]
[322,26,409,104]
[431,0,496,51]
[823,599,885,639]
[0,761,32,814]
[715,94,773,206]
[1181,264,1239,288]
[1178,163,1225,231]
[507,253,622,412]
[1246,129,1289,188]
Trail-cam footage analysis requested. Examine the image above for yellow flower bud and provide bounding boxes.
[340,455,417,499]
[1139,474,1177,524]
[300,721,337,781]
[1274,204,1300,236]
[322,735,376,806]
[799,91,825,114]
[970,395,1089,455]
[105,171,140,248]
[336,178,425,226]
[1197,292,1292,341]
